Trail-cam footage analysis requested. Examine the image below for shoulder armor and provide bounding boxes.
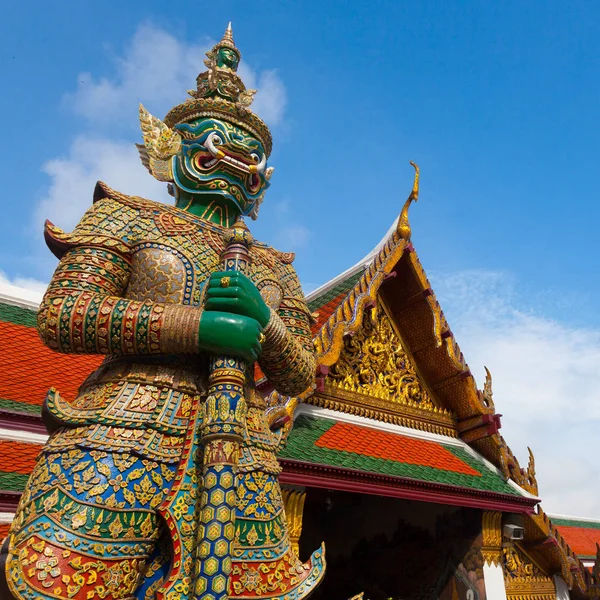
[43,182,145,259]
[44,220,132,260]
[93,180,165,212]
[253,241,295,265]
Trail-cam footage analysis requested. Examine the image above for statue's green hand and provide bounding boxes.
[205,271,271,327]
[198,311,263,363]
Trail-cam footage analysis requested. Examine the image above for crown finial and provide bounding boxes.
[215,21,238,51]
[212,21,242,59]
[164,24,272,156]
[222,22,234,47]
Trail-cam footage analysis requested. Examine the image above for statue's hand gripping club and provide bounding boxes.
[205,271,270,331]
[194,219,263,600]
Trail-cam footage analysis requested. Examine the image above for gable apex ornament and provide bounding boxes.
[397,161,420,240]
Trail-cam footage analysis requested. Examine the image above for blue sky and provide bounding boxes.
[2,1,600,515]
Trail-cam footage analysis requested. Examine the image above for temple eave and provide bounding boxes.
[279,459,538,513]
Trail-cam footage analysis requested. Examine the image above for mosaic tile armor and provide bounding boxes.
[3,23,324,600]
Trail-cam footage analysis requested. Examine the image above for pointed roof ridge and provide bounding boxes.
[0,286,42,310]
[549,513,600,525]
[306,220,396,304]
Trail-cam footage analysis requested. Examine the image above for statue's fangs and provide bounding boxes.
[1,23,325,600]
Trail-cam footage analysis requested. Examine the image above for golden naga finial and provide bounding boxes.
[397,160,420,240]
[520,446,539,495]
[476,366,495,411]
[527,447,535,472]
[483,366,494,409]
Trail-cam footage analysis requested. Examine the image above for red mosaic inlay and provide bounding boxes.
[315,421,481,476]
[311,291,348,334]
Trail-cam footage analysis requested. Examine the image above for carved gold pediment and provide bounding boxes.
[503,542,555,600]
[327,301,437,408]
[308,301,457,435]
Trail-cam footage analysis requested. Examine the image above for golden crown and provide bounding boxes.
[163,23,273,156]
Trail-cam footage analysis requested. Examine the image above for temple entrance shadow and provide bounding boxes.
[299,489,483,600]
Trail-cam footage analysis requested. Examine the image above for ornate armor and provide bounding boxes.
[3,23,325,600]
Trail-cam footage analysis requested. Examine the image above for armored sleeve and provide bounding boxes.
[37,197,201,355]
[258,263,316,397]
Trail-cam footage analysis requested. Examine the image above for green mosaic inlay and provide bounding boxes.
[281,415,520,496]
[307,270,364,312]
[0,301,37,328]
[0,398,41,415]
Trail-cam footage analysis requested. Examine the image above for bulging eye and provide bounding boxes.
[211,134,222,145]
[250,152,261,164]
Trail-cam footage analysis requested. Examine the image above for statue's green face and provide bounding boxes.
[216,47,239,70]
[173,118,271,218]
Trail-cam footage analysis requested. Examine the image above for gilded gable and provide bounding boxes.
[503,543,556,600]
[307,300,456,437]
[328,302,436,409]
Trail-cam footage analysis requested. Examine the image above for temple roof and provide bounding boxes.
[0,295,103,422]
[303,213,544,498]
[279,406,537,513]
[306,223,395,333]
[0,439,40,493]
[550,515,600,561]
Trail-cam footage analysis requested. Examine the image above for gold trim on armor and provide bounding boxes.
[161,304,202,354]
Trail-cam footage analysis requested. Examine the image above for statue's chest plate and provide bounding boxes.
[125,219,284,308]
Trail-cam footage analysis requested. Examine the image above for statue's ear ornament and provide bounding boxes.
[248,192,265,221]
[136,104,182,182]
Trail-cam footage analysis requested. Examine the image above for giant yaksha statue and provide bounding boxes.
[2,24,325,600]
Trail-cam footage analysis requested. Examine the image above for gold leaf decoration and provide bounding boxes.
[328,302,435,409]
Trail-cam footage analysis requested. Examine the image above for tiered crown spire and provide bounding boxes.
[217,22,236,50]
[164,23,272,156]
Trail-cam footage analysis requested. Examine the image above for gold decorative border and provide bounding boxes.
[505,585,556,600]
[313,233,408,368]
[306,383,457,438]
[482,511,503,566]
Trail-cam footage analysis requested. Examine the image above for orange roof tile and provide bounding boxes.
[0,320,103,406]
[0,440,42,475]
[0,523,10,541]
[553,523,600,558]
[311,291,349,334]
[314,421,481,476]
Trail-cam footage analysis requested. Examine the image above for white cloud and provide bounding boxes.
[65,23,286,128]
[36,137,170,233]
[277,225,312,251]
[31,23,290,251]
[432,269,600,517]
[66,25,208,125]
[0,271,46,305]
[237,66,287,126]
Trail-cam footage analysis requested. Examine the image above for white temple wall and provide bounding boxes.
[554,575,570,600]
[483,562,507,600]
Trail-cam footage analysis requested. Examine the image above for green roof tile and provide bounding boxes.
[0,471,30,492]
[307,270,364,312]
[0,398,41,415]
[0,302,38,328]
[281,415,519,496]
[551,517,600,530]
